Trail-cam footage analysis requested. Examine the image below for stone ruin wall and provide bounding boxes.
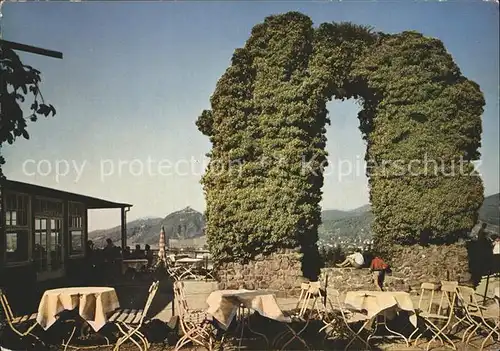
[215,249,306,297]
[215,243,472,296]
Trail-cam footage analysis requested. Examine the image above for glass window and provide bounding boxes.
[4,193,28,227]
[5,231,29,262]
[68,202,84,256]
[70,230,83,255]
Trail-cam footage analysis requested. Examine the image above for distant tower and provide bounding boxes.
[158,226,167,264]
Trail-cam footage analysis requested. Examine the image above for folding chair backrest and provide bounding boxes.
[436,284,457,317]
[309,282,322,294]
[455,286,480,312]
[301,281,325,317]
[295,283,310,311]
[0,289,15,322]
[441,281,458,288]
[416,282,440,314]
[139,281,160,324]
[173,281,190,318]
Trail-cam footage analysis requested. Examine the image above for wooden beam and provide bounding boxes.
[0,39,63,59]
[121,207,127,250]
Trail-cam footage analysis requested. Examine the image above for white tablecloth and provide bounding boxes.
[175,258,204,264]
[37,287,120,331]
[206,289,291,329]
[344,291,417,326]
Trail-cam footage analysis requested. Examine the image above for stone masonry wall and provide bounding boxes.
[215,250,305,297]
[321,243,472,294]
[216,243,472,297]
[389,243,472,288]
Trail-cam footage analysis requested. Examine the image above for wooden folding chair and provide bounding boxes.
[167,265,182,281]
[412,283,457,350]
[109,280,160,351]
[275,282,329,350]
[320,289,371,351]
[173,281,214,350]
[166,256,182,281]
[295,283,310,313]
[0,288,40,342]
[272,283,311,350]
[450,284,475,337]
[455,285,500,350]
[301,281,326,318]
[409,283,439,342]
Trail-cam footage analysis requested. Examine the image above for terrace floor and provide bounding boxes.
[49,278,500,350]
[3,276,499,350]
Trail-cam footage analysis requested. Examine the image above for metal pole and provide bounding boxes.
[324,273,328,308]
[483,270,490,306]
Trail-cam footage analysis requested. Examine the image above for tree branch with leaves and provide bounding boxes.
[0,45,56,178]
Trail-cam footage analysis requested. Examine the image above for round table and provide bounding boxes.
[37,286,120,332]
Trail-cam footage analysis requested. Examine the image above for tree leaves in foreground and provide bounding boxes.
[198,12,484,278]
[0,45,56,178]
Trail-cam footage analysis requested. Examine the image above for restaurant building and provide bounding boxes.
[0,179,131,293]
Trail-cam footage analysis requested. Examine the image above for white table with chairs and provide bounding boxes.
[206,289,291,349]
[344,290,416,347]
[175,258,205,280]
[37,286,121,349]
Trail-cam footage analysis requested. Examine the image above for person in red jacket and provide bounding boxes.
[370,256,389,291]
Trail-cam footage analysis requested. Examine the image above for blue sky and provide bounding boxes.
[2,1,499,230]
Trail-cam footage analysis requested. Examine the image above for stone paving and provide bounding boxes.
[41,277,500,350]
[151,275,500,324]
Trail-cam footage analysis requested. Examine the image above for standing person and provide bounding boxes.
[102,238,116,280]
[145,244,154,267]
[477,223,493,277]
[370,256,389,291]
[336,249,365,269]
[492,234,500,275]
[103,239,115,260]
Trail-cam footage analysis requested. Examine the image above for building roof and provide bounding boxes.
[1,179,132,209]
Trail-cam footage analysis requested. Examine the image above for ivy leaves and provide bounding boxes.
[198,12,483,266]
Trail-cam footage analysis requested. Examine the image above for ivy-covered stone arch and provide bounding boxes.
[197,12,484,281]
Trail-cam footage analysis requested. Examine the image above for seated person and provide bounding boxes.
[122,246,131,259]
[131,244,145,259]
[336,250,364,269]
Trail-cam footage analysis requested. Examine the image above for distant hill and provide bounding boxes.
[145,206,205,244]
[89,193,499,248]
[319,193,499,242]
[321,209,351,221]
[319,205,373,241]
[88,207,205,248]
[479,193,499,226]
[88,217,163,247]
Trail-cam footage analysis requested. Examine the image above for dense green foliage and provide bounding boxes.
[197,12,484,275]
[354,31,485,254]
[0,46,56,178]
